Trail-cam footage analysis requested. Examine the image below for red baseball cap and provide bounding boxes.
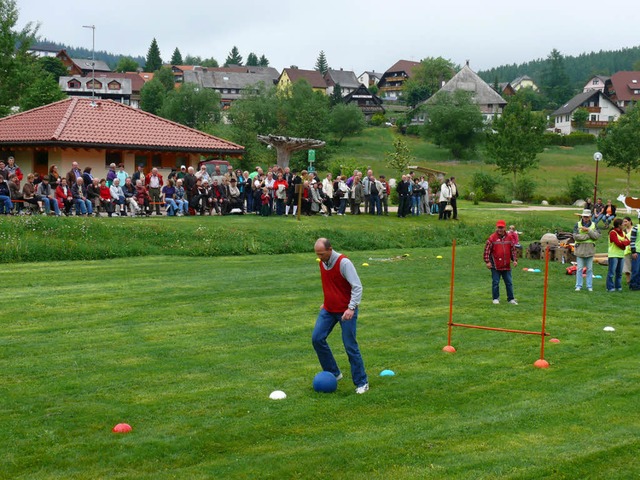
[496,220,506,227]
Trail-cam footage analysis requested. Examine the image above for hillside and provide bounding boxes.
[478,45,640,90]
[33,38,145,70]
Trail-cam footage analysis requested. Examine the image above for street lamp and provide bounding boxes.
[593,151,602,202]
[82,25,95,105]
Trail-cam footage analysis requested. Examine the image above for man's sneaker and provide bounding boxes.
[335,373,343,381]
[575,287,581,291]
[588,288,593,292]
[508,299,518,305]
[355,383,369,394]
[492,299,500,304]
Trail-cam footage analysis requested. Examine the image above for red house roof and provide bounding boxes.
[609,71,640,103]
[0,97,244,154]
[384,60,420,75]
[281,68,327,89]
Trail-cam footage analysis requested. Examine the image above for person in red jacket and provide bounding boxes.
[312,238,369,394]
[484,219,518,305]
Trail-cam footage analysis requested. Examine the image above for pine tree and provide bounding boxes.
[170,47,183,65]
[258,55,269,67]
[224,46,243,67]
[246,53,259,66]
[315,50,329,75]
[145,38,163,72]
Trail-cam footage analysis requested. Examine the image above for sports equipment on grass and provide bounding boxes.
[269,390,287,400]
[112,423,132,433]
[313,371,338,393]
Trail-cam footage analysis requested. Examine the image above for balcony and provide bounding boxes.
[572,120,609,128]
[585,106,601,113]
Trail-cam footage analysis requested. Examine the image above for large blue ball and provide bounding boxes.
[313,371,338,393]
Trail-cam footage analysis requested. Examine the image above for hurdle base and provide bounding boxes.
[534,359,550,369]
[442,345,456,353]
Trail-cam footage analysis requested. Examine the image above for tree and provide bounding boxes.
[258,55,269,67]
[160,83,221,130]
[402,57,456,107]
[329,84,343,107]
[37,56,67,81]
[510,86,546,111]
[385,137,414,174]
[540,49,573,109]
[170,47,183,65]
[19,74,65,111]
[201,57,219,68]
[155,66,176,92]
[279,79,329,140]
[328,104,365,144]
[246,53,259,66]
[422,90,484,159]
[598,104,640,192]
[0,0,38,116]
[183,54,202,65]
[572,107,589,131]
[485,97,547,187]
[224,46,243,66]
[114,56,140,73]
[139,79,166,115]
[145,38,163,72]
[315,51,329,75]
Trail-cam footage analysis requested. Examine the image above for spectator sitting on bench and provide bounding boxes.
[123,178,141,215]
[72,177,93,216]
[22,173,44,213]
[135,179,151,216]
[110,178,127,217]
[8,173,22,214]
[36,176,61,216]
[99,179,115,217]
[87,178,101,215]
[55,177,74,216]
[161,179,179,216]
[210,178,228,215]
[0,173,13,214]
[174,179,189,216]
[191,178,208,215]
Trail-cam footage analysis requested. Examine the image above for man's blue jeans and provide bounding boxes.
[630,255,640,290]
[491,268,514,301]
[312,308,367,387]
[42,197,60,215]
[606,257,623,291]
[0,195,13,214]
[369,195,381,215]
[75,198,93,215]
[575,256,594,289]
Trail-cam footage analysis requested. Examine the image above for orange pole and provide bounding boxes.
[446,239,456,346]
[451,323,550,336]
[539,246,551,360]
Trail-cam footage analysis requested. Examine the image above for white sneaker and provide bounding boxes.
[335,373,343,381]
[492,299,500,304]
[588,288,593,292]
[508,299,518,305]
[575,287,581,291]
[355,383,369,394]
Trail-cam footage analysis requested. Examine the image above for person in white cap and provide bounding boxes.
[573,209,600,292]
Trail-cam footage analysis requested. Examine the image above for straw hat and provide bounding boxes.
[576,209,591,216]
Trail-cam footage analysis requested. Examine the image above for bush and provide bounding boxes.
[471,171,500,196]
[565,174,593,203]
[483,192,507,203]
[405,125,421,136]
[543,132,596,147]
[512,177,536,202]
[369,113,386,126]
[548,194,572,205]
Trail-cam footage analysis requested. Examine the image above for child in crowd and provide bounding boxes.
[260,188,271,217]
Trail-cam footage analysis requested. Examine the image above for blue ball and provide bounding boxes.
[313,371,338,393]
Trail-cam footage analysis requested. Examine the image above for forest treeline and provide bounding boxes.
[478,46,640,89]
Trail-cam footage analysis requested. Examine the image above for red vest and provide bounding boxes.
[320,255,351,313]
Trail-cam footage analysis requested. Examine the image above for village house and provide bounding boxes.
[324,69,361,96]
[583,75,610,93]
[551,90,622,136]
[0,97,244,179]
[56,49,111,76]
[357,71,382,88]
[377,60,420,102]
[342,84,385,119]
[605,71,640,110]
[277,68,327,94]
[511,75,539,92]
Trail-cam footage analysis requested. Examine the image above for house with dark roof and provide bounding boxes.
[358,71,382,88]
[377,60,420,102]
[184,67,279,109]
[421,62,507,122]
[0,97,244,178]
[324,69,361,96]
[343,84,385,119]
[277,68,327,94]
[59,76,133,106]
[551,90,622,136]
[606,71,640,110]
[57,50,111,76]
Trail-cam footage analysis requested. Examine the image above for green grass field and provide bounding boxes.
[1,239,638,479]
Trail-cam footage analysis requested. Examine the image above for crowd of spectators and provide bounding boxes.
[0,158,455,219]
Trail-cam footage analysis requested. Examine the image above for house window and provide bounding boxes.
[592,79,599,85]
[590,115,597,121]
[107,81,121,90]
[565,115,570,122]
[105,151,122,167]
[67,79,81,89]
[86,79,102,89]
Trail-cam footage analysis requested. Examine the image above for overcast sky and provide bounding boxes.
[18,0,640,74]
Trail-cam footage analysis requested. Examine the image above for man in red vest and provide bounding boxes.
[312,238,369,394]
